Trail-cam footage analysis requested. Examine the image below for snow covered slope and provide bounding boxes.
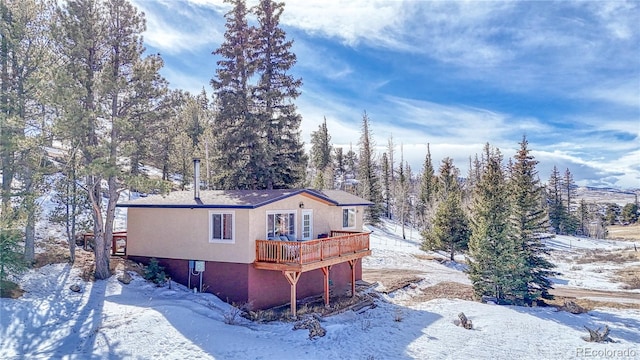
[1,219,639,359]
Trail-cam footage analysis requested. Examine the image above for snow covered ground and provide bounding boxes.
[1,219,640,359]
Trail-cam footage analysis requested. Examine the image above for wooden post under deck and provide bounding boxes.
[283,271,301,318]
[348,259,359,297]
[321,266,330,307]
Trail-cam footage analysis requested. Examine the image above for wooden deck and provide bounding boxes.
[254,230,371,318]
[254,230,371,272]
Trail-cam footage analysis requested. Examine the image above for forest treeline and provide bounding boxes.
[1,0,637,304]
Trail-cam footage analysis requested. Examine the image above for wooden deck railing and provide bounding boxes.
[82,231,127,256]
[255,231,370,265]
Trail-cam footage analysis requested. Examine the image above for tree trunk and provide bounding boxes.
[89,175,110,280]
[24,196,36,264]
[450,242,455,261]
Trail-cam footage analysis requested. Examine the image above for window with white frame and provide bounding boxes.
[267,211,296,240]
[209,211,234,243]
[342,207,356,229]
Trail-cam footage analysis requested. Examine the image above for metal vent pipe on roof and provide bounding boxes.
[193,158,201,200]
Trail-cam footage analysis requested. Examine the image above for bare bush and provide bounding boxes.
[393,308,404,322]
[583,325,615,343]
[223,306,242,325]
[293,317,326,339]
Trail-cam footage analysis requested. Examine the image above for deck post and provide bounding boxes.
[283,271,301,319]
[348,259,359,298]
[321,266,330,307]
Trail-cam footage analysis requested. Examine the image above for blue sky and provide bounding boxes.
[131,0,639,189]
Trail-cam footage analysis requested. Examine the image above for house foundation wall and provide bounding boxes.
[247,261,361,310]
[127,256,363,310]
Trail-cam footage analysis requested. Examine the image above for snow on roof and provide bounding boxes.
[116,189,373,209]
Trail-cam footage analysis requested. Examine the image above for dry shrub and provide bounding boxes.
[559,300,588,314]
[223,306,243,325]
[615,266,640,290]
[0,280,24,299]
[34,241,71,268]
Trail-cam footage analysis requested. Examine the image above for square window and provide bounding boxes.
[342,208,356,229]
[210,212,234,243]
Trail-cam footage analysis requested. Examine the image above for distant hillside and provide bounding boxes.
[576,186,638,206]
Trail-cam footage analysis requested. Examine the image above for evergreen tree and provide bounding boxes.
[423,192,470,260]
[508,136,556,304]
[54,0,163,279]
[334,146,345,184]
[578,199,590,236]
[54,0,108,272]
[397,147,410,238]
[417,143,435,231]
[0,217,27,285]
[50,148,91,263]
[356,111,382,224]
[422,156,468,257]
[467,144,520,302]
[310,117,332,171]
[437,157,459,200]
[547,166,566,234]
[345,143,357,179]
[0,0,54,263]
[561,168,578,234]
[310,117,332,188]
[622,203,638,224]
[152,89,186,181]
[127,53,168,177]
[210,0,260,189]
[381,152,391,218]
[605,203,620,225]
[253,0,305,189]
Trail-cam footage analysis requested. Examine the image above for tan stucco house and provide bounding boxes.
[116,188,372,316]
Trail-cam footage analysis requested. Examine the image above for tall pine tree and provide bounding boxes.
[508,136,556,304]
[357,111,382,224]
[547,166,567,234]
[211,0,260,189]
[468,144,521,302]
[253,0,305,189]
[310,116,332,189]
[417,143,435,231]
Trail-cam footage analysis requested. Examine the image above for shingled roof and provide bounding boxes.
[116,189,373,209]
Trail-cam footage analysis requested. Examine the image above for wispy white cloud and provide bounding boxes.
[133,0,224,55]
[578,79,640,109]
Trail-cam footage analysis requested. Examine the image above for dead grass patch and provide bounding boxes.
[412,254,441,261]
[363,268,425,294]
[545,296,640,311]
[34,240,71,268]
[409,282,474,304]
[607,224,640,241]
[575,249,638,264]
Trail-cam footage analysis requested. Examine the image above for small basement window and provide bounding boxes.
[342,207,356,229]
[209,211,234,243]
